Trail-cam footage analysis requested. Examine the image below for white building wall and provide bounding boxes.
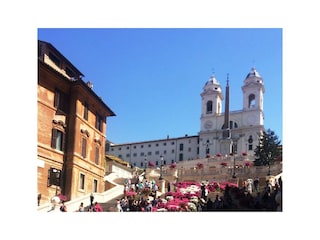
[108,136,199,168]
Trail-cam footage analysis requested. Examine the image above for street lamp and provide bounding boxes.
[144,157,147,179]
[267,152,271,176]
[159,155,163,180]
[232,151,236,178]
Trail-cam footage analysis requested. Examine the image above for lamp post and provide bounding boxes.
[144,157,147,179]
[159,155,163,180]
[267,152,271,176]
[232,151,236,178]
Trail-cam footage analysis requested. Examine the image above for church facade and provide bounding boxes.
[107,67,265,168]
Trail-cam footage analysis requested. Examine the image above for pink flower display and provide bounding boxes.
[125,191,136,196]
[220,162,228,167]
[148,161,155,167]
[244,161,251,167]
[196,162,204,169]
[169,163,177,169]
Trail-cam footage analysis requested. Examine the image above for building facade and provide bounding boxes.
[37,40,115,204]
[106,135,199,168]
[199,68,265,158]
[107,67,265,167]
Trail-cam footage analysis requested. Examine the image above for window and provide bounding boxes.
[155,151,159,155]
[95,113,103,132]
[95,147,100,165]
[54,89,69,113]
[222,121,239,129]
[179,153,183,161]
[83,102,88,120]
[148,152,152,156]
[81,138,87,158]
[248,94,256,108]
[206,100,213,114]
[133,153,137,157]
[79,173,85,190]
[51,129,64,151]
[140,152,144,156]
[163,142,167,146]
[179,143,184,151]
[93,179,98,192]
[48,168,61,186]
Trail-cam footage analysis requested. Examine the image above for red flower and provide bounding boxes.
[148,161,155,167]
[242,152,247,156]
[220,162,228,167]
[244,161,251,167]
[196,162,204,169]
[229,153,233,156]
[216,153,222,157]
[169,163,177,169]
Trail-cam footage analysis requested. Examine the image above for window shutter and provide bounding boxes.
[61,132,65,152]
[95,147,99,165]
[51,129,57,149]
[82,138,87,158]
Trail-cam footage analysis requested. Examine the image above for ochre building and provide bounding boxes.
[37,40,115,205]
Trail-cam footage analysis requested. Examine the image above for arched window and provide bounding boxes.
[221,121,239,129]
[206,101,213,114]
[248,94,256,108]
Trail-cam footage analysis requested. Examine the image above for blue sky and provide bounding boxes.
[38,28,282,144]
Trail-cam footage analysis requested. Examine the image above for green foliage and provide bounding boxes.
[253,129,281,166]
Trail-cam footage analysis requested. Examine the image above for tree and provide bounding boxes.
[254,129,281,166]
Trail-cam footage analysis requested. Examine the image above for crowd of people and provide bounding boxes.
[112,174,282,212]
[57,172,282,212]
